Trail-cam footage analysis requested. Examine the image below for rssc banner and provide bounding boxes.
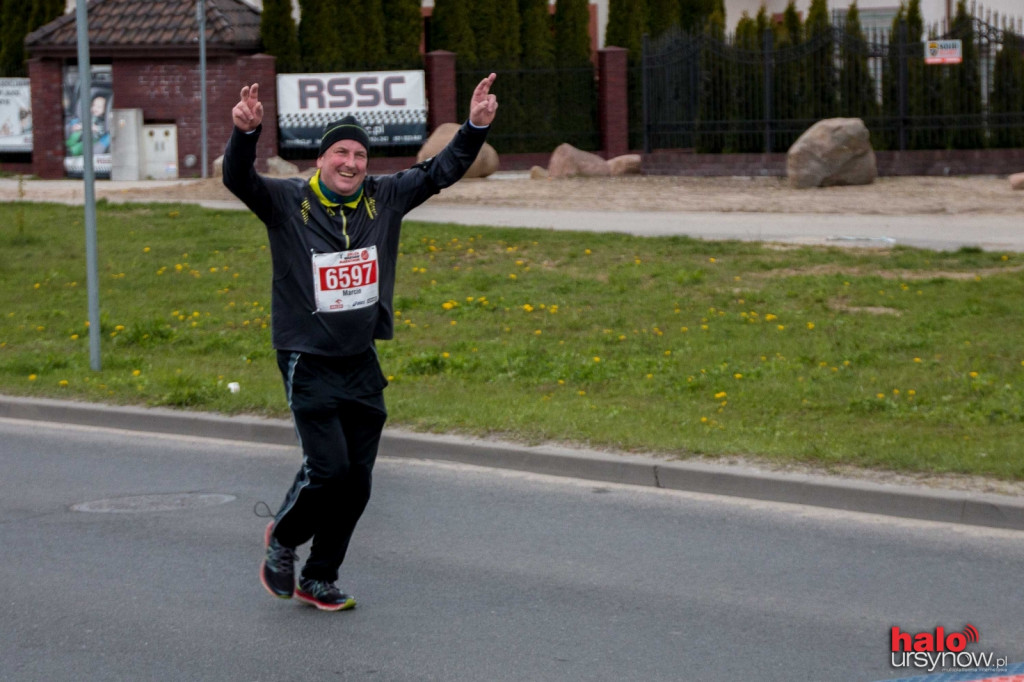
[276,70,427,150]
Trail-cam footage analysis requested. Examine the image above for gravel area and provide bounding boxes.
[67,172,1024,215]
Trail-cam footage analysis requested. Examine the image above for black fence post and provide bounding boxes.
[898,19,908,151]
[763,28,774,154]
[642,33,651,154]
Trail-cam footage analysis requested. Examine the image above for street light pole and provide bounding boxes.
[75,0,101,371]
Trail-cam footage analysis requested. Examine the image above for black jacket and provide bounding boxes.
[223,121,488,356]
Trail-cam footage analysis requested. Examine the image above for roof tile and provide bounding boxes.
[26,0,261,52]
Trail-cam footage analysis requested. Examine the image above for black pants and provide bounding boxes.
[271,348,388,582]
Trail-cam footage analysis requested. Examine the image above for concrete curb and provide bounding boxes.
[2,394,1023,531]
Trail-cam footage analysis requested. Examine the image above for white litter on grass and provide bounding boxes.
[228,382,240,393]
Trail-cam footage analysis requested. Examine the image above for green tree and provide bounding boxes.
[805,0,836,121]
[431,0,477,68]
[260,0,301,74]
[554,0,597,149]
[1,0,30,77]
[772,1,806,150]
[989,30,1024,147]
[838,2,879,127]
[554,0,592,67]
[733,11,766,152]
[520,0,554,68]
[361,0,388,69]
[946,0,983,148]
[335,1,366,69]
[470,0,499,65]
[679,0,717,34]
[695,5,731,152]
[28,0,63,33]
[519,0,557,151]
[606,0,647,58]
[382,0,423,69]
[298,0,342,71]
[647,0,679,39]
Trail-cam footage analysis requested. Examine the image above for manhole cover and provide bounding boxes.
[71,493,236,513]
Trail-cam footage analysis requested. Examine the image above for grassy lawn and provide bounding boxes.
[2,200,1023,478]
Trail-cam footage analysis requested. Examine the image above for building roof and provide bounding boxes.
[26,0,262,58]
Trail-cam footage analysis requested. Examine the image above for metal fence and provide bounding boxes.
[642,15,1024,154]
[456,66,599,154]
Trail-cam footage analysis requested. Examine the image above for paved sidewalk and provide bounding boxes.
[3,177,1022,252]
[3,394,1023,531]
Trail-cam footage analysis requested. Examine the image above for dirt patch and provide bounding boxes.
[87,172,1024,216]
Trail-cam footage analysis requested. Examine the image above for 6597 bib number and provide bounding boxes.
[312,246,379,313]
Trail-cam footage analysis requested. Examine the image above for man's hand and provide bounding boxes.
[232,83,264,132]
[468,73,498,128]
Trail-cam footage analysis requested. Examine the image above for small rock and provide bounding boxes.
[417,123,499,178]
[267,156,300,176]
[608,154,642,176]
[529,165,548,180]
[1009,172,1024,190]
[548,143,610,178]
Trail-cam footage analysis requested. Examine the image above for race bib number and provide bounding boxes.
[312,246,379,313]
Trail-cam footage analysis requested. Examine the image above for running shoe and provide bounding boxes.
[295,578,357,612]
[260,521,296,599]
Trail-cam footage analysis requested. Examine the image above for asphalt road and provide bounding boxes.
[2,418,1022,682]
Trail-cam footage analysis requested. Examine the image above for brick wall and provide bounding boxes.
[112,53,277,177]
[25,52,277,179]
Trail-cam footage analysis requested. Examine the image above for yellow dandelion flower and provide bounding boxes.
[593,356,601,363]
[969,371,979,378]
[876,393,885,399]
[714,391,727,399]
[28,374,37,381]
[59,380,69,387]
[143,246,151,253]
[132,369,141,377]
[733,373,742,379]
[522,304,534,312]
[806,322,815,330]
[913,357,922,363]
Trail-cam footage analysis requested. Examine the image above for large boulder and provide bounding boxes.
[267,156,300,176]
[417,122,499,178]
[787,118,877,189]
[548,143,610,178]
[608,154,642,176]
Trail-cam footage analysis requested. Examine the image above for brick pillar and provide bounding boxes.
[29,58,66,179]
[236,53,278,173]
[425,50,457,131]
[598,47,629,159]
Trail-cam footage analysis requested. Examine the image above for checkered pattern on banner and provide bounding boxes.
[278,109,427,129]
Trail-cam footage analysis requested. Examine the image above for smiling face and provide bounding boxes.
[316,139,368,197]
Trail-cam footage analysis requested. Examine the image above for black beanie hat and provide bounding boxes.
[318,116,370,157]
